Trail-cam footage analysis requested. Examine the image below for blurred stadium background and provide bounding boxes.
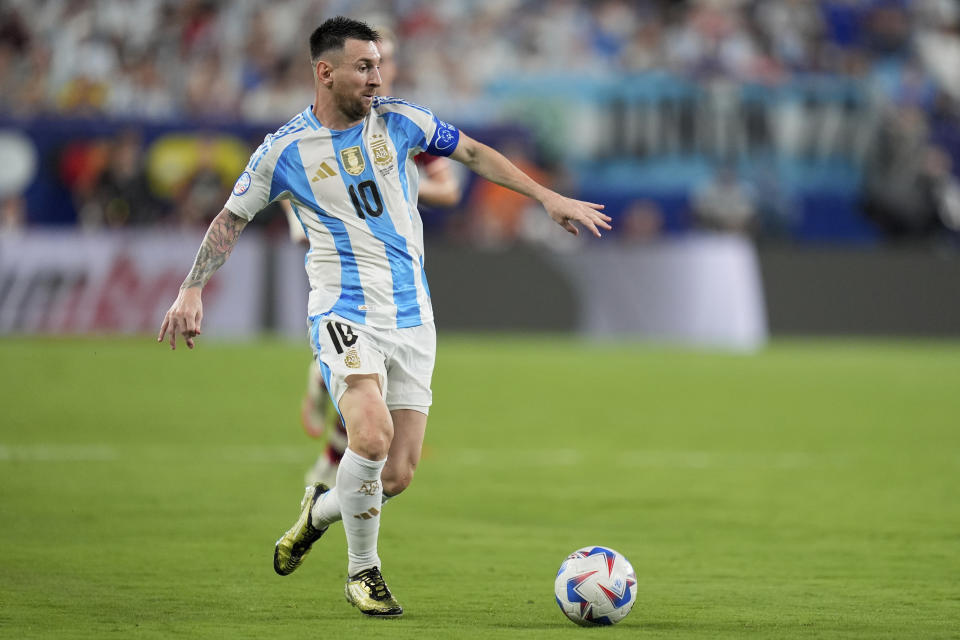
[1,0,959,343]
[3,2,960,638]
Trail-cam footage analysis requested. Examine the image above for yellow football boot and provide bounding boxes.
[273,483,329,576]
[344,567,403,617]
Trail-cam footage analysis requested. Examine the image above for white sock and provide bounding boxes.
[311,483,342,529]
[336,448,386,576]
[311,476,395,529]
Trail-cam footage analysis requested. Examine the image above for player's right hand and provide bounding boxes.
[157,287,203,350]
[543,193,611,238]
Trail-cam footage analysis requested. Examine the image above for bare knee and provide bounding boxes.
[349,422,392,460]
[340,377,393,460]
[381,462,416,496]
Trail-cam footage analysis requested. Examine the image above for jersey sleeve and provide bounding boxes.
[223,139,276,221]
[378,99,461,158]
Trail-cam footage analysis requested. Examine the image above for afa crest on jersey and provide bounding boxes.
[340,146,365,175]
[371,134,392,167]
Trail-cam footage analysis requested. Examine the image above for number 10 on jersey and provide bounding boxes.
[349,180,384,219]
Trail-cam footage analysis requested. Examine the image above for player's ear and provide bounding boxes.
[315,59,334,86]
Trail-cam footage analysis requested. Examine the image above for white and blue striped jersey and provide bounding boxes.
[225,99,460,329]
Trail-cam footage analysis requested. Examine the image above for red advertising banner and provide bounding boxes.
[0,230,265,336]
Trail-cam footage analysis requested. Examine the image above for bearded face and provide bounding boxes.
[328,39,382,123]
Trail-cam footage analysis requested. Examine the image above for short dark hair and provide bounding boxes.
[309,16,380,63]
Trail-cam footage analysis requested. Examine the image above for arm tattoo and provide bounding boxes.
[181,210,248,289]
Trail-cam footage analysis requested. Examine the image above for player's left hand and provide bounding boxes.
[543,194,611,238]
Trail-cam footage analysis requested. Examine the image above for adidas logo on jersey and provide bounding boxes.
[311,162,337,181]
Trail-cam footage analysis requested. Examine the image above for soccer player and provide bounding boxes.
[296,27,462,488]
[157,16,610,618]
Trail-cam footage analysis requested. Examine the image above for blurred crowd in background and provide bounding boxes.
[1,0,959,245]
[3,0,959,121]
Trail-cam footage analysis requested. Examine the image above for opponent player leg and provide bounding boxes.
[303,352,348,485]
[304,407,347,486]
[300,360,326,438]
[275,363,339,575]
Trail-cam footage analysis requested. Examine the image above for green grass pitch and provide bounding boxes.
[1,336,958,638]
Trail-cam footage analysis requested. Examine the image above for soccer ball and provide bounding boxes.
[554,546,637,626]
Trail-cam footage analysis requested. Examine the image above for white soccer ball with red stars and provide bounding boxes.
[554,546,637,626]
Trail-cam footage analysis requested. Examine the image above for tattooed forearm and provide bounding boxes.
[181,209,249,290]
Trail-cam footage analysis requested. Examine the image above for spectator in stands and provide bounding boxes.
[861,105,955,239]
[2,0,958,131]
[77,129,165,228]
[0,4,31,113]
[619,199,664,242]
[0,129,35,232]
[172,136,226,228]
[183,52,240,118]
[107,55,177,120]
[913,0,960,105]
[0,195,25,232]
[241,56,313,124]
[690,164,759,235]
[927,147,960,234]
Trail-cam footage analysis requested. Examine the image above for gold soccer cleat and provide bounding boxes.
[344,567,403,617]
[273,483,329,576]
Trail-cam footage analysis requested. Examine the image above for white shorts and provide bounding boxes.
[308,314,436,415]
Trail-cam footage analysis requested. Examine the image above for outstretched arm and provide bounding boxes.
[157,208,248,350]
[449,133,611,237]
